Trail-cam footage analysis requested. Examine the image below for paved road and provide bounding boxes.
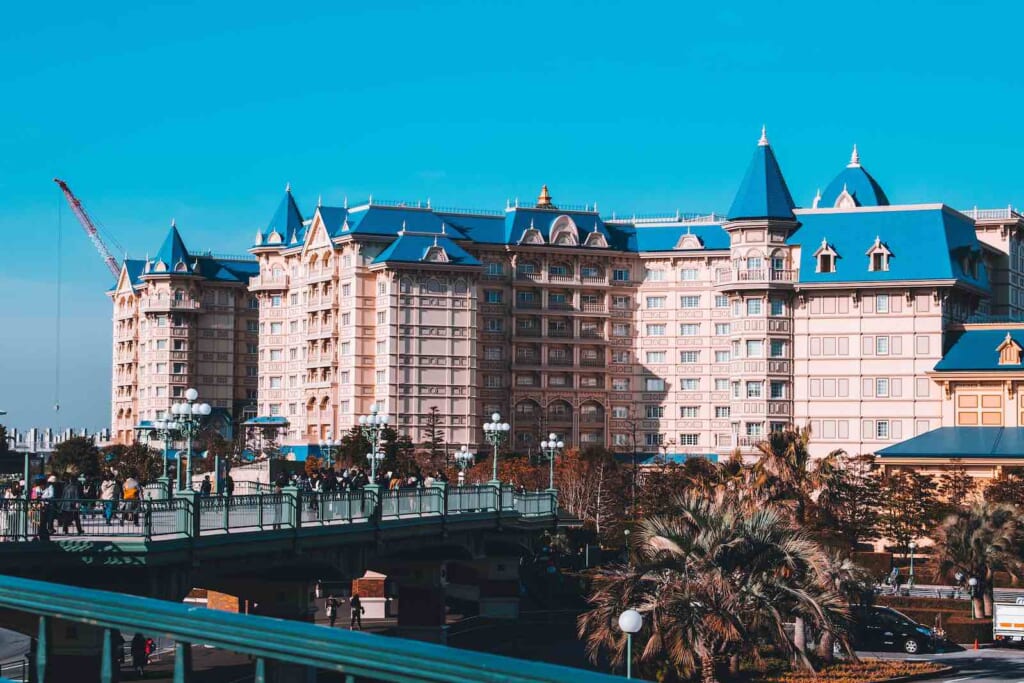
[859,646,1024,682]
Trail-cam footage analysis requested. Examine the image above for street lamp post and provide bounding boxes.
[482,412,510,485]
[319,431,338,470]
[968,577,979,619]
[146,418,182,497]
[618,609,643,679]
[538,433,564,492]
[908,541,917,588]
[454,445,475,487]
[358,403,389,488]
[171,388,211,492]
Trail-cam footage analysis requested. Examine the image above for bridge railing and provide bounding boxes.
[446,485,499,514]
[379,487,443,519]
[0,574,622,683]
[514,490,558,517]
[300,489,374,525]
[198,493,296,534]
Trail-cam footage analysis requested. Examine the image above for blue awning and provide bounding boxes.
[877,427,1024,459]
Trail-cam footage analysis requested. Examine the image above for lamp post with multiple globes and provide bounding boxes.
[170,388,211,492]
[454,445,475,487]
[318,431,339,470]
[482,413,510,485]
[358,404,389,488]
[539,433,564,492]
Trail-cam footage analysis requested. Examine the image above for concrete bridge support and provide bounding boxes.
[389,564,448,644]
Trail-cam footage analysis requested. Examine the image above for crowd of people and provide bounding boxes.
[283,465,449,494]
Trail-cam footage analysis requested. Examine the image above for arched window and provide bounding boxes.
[549,215,579,246]
[400,277,413,293]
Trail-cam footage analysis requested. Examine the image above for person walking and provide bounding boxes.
[122,476,140,525]
[130,633,148,678]
[224,473,234,498]
[199,476,212,497]
[349,593,364,630]
[325,594,339,628]
[60,476,84,535]
[100,472,117,524]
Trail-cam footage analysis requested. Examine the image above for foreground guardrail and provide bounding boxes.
[0,574,621,683]
[0,485,558,544]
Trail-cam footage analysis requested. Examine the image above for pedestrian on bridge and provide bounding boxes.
[100,472,117,524]
[326,594,339,628]
[59,476,84,535]
[130,633,148,678]
[200,476,212,497]
[350,594,364,630]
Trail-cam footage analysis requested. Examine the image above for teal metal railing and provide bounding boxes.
[0,485,558,544]
[0,574,621,683]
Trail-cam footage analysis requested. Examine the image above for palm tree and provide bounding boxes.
[936,502,1024,617]
[578,491,851,683]
[752,427,844,527]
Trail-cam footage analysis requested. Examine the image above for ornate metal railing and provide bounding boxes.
[0,485,557,545]
[0,574,620,683]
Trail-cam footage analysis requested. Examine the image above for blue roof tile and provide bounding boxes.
[877,427,1024,459]
[935,327,1024,372]
[789,206,988,289]
[819,164,889,208]
[727,135,797,221]
[153,224,192,273]
[260,188,304,245]
[372,233,481,267]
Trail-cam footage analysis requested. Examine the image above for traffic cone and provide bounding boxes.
[973,638,979,650]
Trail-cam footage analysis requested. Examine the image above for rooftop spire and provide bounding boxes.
[758,125,769,147]
[170,218,176,228]
[285,182,291,193]
[537,185,553,208]
[847,144,861,168]
[317,193,322,207]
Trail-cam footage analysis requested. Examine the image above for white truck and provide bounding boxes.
[993,598,1024,644]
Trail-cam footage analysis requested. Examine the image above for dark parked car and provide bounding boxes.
[849,606,937,654]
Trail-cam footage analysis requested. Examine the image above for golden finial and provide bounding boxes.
[537,185,553,208]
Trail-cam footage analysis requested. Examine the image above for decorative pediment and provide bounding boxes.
[997,333,1022,366]
[584,229,607,248]
[422,244,450,263]
[519,219,545,245]
[813,238,838,273]
[267,229,283,245]
[115,265,135,294]
[549,215,578,246]
[675,232,705,250]
[835,184,857,209]
[301,215,333,256]
[866,236,892,272]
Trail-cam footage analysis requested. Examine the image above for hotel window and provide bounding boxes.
[875,420,890,439]
[486,319,504,332]
[646,296,666,309]
[174,340,186,351]
[770,340,786,357]
[745,340,764,357]
[270,322,283,334]
[731,381,741,398]
[680,295,701,309]
[612,351,630,363]
[771,256,785,272]
[376,370,387,385]
[549,264,570,277]
[376,340,386,354]
[247,320,259,333]
[770,299,785,316]
[269,349,283,361]
[288,403,297,416]
[679,433,699,446]
[714,378,730,391]
[173,363,186,374]
[341,313,350,326]
[746,256,763,270]
[746,422,763,437]
[290,293,299,305]
[612,378,630,391]
[581,265,601,278]
[612,295,632,309]
[680,323,700,336]
[680,406,699,418]
[342,284,351,297]
[269,377,282,389]
[875,378,889,397]
[339,400,350,413]
[645,378,666,391]
[646,351,667,363]
[645,268,665,282]
[818,252,835,273]
[715,350,730,363]
[613,323,630,337]
[715,323,730,336]
[248,297,259,310]
[288,375,298,388]
[612,268,631,282]
[746,298,762,315]
[715,406,731,418]
[484,347,503,360]
[271,295,282,307]
[377,281,386,295]
[155,339,167,350]
[680,268,698,281]
[715,295,729,308]
[486,262,504,276]
[341,342,351,355]
[157,316,167,327]
[646,324,666,336]
[680,378,699,390]
[289,348,297,360]
[246,366,257,377]
[289,320,299,333]
[154,387,166,398]
[516,375,535,386]
[645,433,664,447]
[770,381,786,399]
[746,381,763,398]
[612,406,630,419]
[876,336,889,355]
[376,311,386,325]
[269,404,281,416]
[246,343,258,354]
[679,351,700,363]
[646,405,664,418]
[876,294,889,314]
[549,293,569,306]
[613,434,629,447]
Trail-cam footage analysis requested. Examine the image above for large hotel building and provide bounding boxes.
[109,131,1024,481]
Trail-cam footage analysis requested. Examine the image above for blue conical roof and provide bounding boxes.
[153,223,193,273]
[819,147,889,208]
[727,130,796,221]
[260,186,304,245]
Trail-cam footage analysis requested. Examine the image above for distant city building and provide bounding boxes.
[108,131,1024,484]
[3,426,110,453]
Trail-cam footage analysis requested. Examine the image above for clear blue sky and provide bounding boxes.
[1,0,1022,430]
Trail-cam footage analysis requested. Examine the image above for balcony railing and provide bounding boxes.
[546,357,573,366]
[547,301,574,311]
[580,302,607,313]
[715,268,797,284]
[514,328,541,337]
[140,299,202,313]
[515,300,541,309]
[248,274,290,290]
[960,207,1021,221]
[547,329,573,338]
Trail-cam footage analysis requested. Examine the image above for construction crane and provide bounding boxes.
[53,178,121,278]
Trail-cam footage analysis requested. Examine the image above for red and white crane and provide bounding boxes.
[53,178,122,278]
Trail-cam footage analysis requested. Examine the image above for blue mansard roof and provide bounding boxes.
[877,427,1024,460]
[727,133,797,221]
[819,165,890,208]
[789,205,988,290]
[257,187,305,246]
[372,233,481,267]
[934,327,1024,372]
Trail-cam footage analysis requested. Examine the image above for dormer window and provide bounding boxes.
[866,236,892,272]
[549,215,578,246]
[813,238,838,274]
[997,333,1022,366]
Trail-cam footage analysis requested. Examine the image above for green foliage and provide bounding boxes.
[813,453,881,551]
[984,474,1024,506]
[420,407,445,461]
[937,459,978,512]
[878,470,940,555]
[105,442,162,484]
[49,436,101,479]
